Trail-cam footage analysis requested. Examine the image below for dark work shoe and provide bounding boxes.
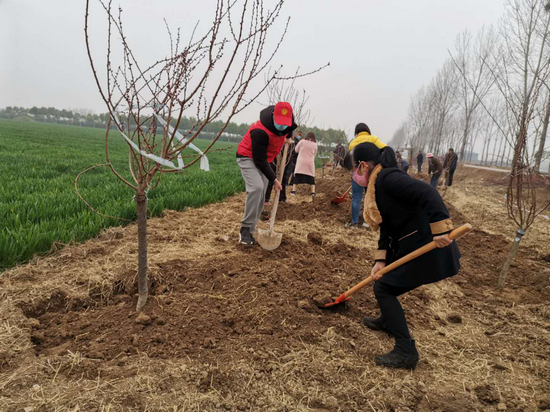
[362,316,391,334]
[239,227,256,246]
[374,339,419,370]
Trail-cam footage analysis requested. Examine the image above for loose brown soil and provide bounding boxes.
[1,167,549,411]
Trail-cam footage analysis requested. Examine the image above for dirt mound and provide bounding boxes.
[2,169,549,411]
[33,235,380,362]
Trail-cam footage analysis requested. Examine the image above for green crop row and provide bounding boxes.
[0,120,244,270]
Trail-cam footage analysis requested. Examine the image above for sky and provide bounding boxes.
[0,0,506,142]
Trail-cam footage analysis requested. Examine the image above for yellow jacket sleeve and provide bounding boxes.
[368,135,387,149]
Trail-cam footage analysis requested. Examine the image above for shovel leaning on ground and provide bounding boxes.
[257,143,290,251]
[320,223,473,309]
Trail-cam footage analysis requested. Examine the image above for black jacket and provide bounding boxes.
[417,153,424,164]
[374,168,461,288]
[248,106,298,181]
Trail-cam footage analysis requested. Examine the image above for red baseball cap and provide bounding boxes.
[273,102,293,126]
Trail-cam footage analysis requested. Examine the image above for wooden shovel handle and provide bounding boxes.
[341,186,352,198]
[268,143,290,232]
[341,224,472,300]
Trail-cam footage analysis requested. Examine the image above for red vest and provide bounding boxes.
[237,120,285,163]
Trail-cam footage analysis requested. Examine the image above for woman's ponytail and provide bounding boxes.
[353,143,398,168]
[380,146,397,168]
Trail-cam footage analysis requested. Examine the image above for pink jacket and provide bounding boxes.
[294,140,317,177]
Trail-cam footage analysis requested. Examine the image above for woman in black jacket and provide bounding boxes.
[352,142,461,370]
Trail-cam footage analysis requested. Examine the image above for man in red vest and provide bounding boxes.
[236,102,297,245]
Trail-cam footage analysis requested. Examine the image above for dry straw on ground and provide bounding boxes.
[0,168,549,411]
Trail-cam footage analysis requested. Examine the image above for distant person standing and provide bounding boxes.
[396,152,409,173]
[333,143,346,168]
[443,148,458,187]
[291,132,318,197]
[400,158,409,173]
[417,151,424,173]
[265,131,303,204]
[236,102,297,245]
[427,153,443,188]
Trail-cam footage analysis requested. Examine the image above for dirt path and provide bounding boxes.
[1,169,549,411]
[462,164,511,173]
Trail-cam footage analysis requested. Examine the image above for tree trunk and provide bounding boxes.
[459,114,471,162]
[498,228,525,290]
[498,137,505,167]
[135,192,148,312]
[491,136,498,166]
[535,99,550,172]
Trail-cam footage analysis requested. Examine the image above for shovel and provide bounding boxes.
[320,224,473,309]
[331,186,352,204]
[257,143,290,251]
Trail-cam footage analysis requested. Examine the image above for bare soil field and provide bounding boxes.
[1,167,549,411]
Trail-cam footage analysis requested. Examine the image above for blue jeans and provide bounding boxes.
[430,174,440,188]
[351,178,364,224]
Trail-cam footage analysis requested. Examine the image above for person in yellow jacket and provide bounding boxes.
[349,123,387,151]
[346,123,387,228]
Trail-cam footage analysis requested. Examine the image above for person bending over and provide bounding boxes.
[351,142,461,370]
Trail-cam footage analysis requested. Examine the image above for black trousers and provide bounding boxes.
[374,281,416,340]
[446,167,456,186]
[417,162,422,173]
[265,163,290,202]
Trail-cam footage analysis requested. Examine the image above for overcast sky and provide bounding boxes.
[0,0,506,141]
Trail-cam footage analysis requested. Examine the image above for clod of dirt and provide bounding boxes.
[203,338,216,349]
[30,331,45,344]
[492,362,508,371]
[312,295,333,307]
[46,342,71,357]
[297,300,311,310]
[114,295,129,303]
[497,402,507,411]
[539,398,550,410]
[130,334,139,345]
[475,384,499,404]
[447,314,463,324]
[135,313,151,325]
[307,232,324,245]
[88,350,105,359]
[155,285,169,294]
[28,318,40,328]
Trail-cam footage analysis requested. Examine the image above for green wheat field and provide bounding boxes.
[0,119,244,269]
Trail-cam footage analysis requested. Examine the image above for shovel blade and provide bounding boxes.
[331,196,349,204]
[257,228,282,250]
